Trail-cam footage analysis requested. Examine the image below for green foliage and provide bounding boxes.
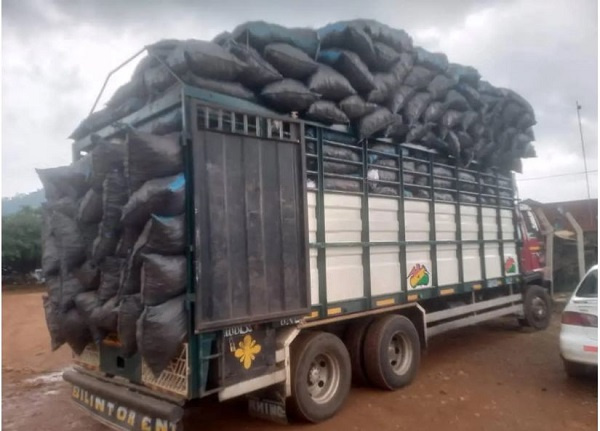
[2,206,42,275]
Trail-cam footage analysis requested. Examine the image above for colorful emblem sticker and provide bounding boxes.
[408,264,430,289]
[505,257,517,274]
[234,334,262,370]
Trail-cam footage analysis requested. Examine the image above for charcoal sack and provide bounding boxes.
[263,43,318,80]
[261,79,320,112]
[141,254,186,306]
[137,294,187,376]
[118,294,144,357]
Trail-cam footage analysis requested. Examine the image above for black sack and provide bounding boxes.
[61,307,93,355]
[427,74,457,100]
[373,42,401,70]
[36,156,91,201]
[422,101,448,123]
[125,131,183,193]
[137,294,187,376]
[74,291,103,343]
[184,40,246,81]
[89,137,125,191]
[403,92,433,125]
[357,108,395,140]
[73,260,100,291]
[307,65,356,101]
[230,21,320,58]
[263,43,318,80]
[134,214,185,256]
[226,41,282,89]
[367,72,399,104]
[339,95,378,120]
[42,295,65,351]
[78,189,103,223]
[97,257,125,303]
[118,294,144,357]
[402,66,436,90]
[261,79,320,112]
[90,295,119,333]
[444,90,470,111]
[305,101,350,125]
[141,254,186,306]
[121,173,186,227]
[51,212,86,271]
[388,85,417,114]
[318,50,376,94]
[415,47,449,73]
[184,73,256,101]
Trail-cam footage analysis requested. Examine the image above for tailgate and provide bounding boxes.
[63,369,184,431]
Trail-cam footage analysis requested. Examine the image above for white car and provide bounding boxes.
[559,264,598,377]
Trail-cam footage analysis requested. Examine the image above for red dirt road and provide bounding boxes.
[2,290,597,431]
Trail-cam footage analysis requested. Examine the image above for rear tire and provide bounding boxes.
[288,331,351,423]
[343,319,372,386]
[523,285,552,330]
[363,315,420,390]
[563,360,589,378]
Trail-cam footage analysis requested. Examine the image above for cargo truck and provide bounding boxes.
[62,51,551,431]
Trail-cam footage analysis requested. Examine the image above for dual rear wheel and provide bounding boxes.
[288,315,420,422]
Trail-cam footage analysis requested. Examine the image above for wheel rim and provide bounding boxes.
[387,332,412,375]
[306,353,341,404]
[531,296,548,321]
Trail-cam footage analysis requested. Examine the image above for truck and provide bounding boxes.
[61,49,550,431]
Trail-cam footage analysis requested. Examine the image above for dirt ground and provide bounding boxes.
[2,290,597,431]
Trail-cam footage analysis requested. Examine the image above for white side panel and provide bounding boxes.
[370,246,402,296]
[461,205,482,282]
[307,192,317,244]
[326,247,364,302]
[460,206,479,241]
[309,248,319,305]
[405,201,432,289]
[481,208,498,240]
[324,194,362,243]
[500,209,515,240]
[405,201,430,241]
[463,244,482,282]
[435,203,458,286]
[485,244,502,278]
[369,197,399,242]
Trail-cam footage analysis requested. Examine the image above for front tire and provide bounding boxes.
[363,315,420,390]
[288,331,351,423]
[523,285,552,330]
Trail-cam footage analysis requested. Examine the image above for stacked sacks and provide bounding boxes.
[69,20,536,173]
[117,130,187,375]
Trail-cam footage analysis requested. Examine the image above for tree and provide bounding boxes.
[2,206,42,275]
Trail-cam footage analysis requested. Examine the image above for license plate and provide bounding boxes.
[71,384,181,431]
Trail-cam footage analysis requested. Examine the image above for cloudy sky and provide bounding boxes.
[2,0,598,202]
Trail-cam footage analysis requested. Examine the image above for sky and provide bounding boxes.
[2,0,598,202]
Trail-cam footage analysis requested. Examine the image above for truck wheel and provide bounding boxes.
[343,319,372,386]
[363,314,420,390]
[563,360,589,378]
[523,285,552,330]
[288,331,351,423]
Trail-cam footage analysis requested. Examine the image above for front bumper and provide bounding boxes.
[63,369,184,431]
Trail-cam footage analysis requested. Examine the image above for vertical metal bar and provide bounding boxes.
[429,155,438,288]
[362,139,372,309]
[478,170,487,283]
[398,147,408,299]
[456,168,464,286]
[510,172,521,285]
[496,172,506,278]
[181,93,199,397]
[316,127,327,316]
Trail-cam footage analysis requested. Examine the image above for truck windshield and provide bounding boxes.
[524,210,541,238]
[576,269,598,298]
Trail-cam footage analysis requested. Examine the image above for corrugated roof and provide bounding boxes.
[526,199,598,232]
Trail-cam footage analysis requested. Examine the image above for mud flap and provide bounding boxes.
[63,369,184,431]
[247,382,288,424]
